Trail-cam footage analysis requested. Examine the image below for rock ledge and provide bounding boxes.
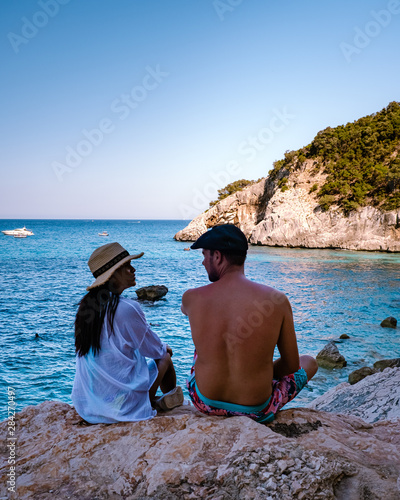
[1,370,400,499]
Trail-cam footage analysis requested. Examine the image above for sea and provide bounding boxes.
[1,219,399,421]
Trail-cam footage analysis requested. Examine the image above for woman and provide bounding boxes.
[72,242,183,423]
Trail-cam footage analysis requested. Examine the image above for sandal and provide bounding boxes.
[154,386,184,411]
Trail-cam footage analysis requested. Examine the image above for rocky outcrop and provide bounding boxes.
[374,358,400,370]
[348,358,400,384]
[174,178,269,241]
[381,316,398,328]
[136,285,168,301]
[316,341,347,369]
[348,366,376,385]
[309,367,400,423]
[1,370,400,499]
[174,161,400,252]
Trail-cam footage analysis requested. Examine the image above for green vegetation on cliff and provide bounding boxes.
[271,101,400,212]
[209,179,255,207]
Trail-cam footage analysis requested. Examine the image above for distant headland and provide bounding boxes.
[175,102,400,252]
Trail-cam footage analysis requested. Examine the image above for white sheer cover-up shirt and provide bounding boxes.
[72,297,166,424]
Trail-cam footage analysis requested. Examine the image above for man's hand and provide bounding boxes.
[166,345,173,357]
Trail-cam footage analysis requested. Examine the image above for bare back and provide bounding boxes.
[182,272,300,406]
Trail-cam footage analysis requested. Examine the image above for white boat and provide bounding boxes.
[2,226,34,236]
[98,231,109,236]
[14,233,27,238]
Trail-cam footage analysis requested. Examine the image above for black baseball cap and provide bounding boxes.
[191,224,248,256]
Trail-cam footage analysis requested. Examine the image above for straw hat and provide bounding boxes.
[86,242,144,291]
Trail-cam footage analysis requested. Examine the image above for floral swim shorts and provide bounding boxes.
[187,351,308,424]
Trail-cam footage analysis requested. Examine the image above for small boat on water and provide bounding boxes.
[98,231,109,236]
[2,226,34,236]
[14,233,27,238]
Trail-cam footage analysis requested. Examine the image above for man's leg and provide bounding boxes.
[263,355,318,420]
[299,355,318,381]
[149,352,177,404]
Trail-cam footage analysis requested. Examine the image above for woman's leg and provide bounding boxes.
[149,352,177,404]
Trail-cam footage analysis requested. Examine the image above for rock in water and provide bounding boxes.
[373,358,400,370]
[339,333,350,339]
[380,316,397,328]
[348,359,400,384]
[135,285,168,301]
[316,341,347,369]
[348,366,377,385]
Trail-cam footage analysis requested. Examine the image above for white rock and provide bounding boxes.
[175,161,400,252]
[2,372,400,499]
[309,367,400,423]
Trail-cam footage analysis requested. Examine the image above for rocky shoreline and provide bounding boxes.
[174,162,400,252]
[1,368,399,499]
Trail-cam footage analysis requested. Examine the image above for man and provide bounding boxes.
[181,224,317,424]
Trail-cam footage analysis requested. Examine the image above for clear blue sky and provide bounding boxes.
[1,0,399,219]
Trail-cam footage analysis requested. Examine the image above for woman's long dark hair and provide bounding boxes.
[75,285,120,356]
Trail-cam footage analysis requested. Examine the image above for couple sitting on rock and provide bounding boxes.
[72,225,317,424]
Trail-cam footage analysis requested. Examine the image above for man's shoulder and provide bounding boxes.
[247,281,289,305]
[256,282,285,296]
[183,283,215,297]
[182,284,215,314]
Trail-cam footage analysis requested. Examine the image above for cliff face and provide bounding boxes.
[175,177,271,241]
[175,161,400,251]
[1,368,400,499]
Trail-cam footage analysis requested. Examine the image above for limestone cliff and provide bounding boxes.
[175,177,271,241]
[175,160,400,251]
[1,368,400,499]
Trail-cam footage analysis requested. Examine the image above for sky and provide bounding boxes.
[1,0,399,219]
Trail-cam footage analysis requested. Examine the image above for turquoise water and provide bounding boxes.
[1,219,399,420]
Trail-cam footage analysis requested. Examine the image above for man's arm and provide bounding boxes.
[273,296,300,379]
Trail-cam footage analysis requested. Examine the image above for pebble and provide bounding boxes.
[265,478,277,490]
[277,459,288,472]
[261,471,273,481]
[295,458,303,469]
[249,463,259,473]
[291,481,302,495]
